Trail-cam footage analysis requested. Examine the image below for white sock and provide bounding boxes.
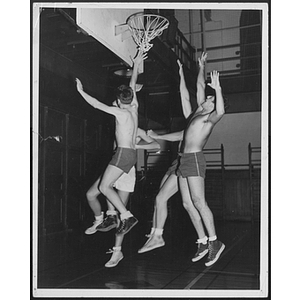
[95,212,104,221]
[113,246,121,251]
[154,228,163,236]
[120,210,133,220]
[107,210,117,216]
[208,235,217,242]
[197,236,208,244]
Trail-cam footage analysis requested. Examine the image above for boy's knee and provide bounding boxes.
[182,200,198,213]
[182,201,191,211]
[193,198,208,211]
[99,181,113,195]
[86,188,99,202]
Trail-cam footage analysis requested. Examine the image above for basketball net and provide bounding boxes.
[127,13,169,52]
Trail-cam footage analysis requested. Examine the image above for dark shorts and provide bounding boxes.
[177,151,206,179]
[109,147,137,174]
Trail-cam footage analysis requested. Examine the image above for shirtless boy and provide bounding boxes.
[138,60,199,253]
[178,56,226,267]
[84,127,160,268]
[76,49,147,235]
[139,53,226,267]
[139,56,207,257]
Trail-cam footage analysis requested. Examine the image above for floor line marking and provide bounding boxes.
[207,270,258,277]
[184,231,250,290]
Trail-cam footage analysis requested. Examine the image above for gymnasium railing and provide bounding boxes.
[248,143,261,221]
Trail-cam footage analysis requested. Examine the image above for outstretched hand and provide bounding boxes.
[207,70,221,90]
[75,78,83,92]
[198,52,208,68]
[131,48,148,67]
[147,130,158,139]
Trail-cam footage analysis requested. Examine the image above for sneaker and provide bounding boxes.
[116,216,138,235]
[138,235,165,253]
[105,248,124,268]
[205,240,225,267]
[192,241,208,262]
[96,215,118,232]
[84,216,103,235]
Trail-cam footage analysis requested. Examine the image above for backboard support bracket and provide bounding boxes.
[115,24,132,41]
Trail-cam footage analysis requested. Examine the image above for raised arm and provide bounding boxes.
[207,70,225,124]
[76,78,120,117]
[147,129,184,142]
[135,128,161,150]
[129,49,148,107]
[196,52,207,106]
[177,59,192,118]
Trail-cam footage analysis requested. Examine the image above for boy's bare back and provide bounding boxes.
[114,104,138,149]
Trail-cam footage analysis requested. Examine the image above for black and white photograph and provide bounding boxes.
[31,1,269,298]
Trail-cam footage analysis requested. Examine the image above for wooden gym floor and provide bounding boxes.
[36,217,260,293]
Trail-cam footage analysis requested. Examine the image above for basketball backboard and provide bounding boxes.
[76,8,143,71]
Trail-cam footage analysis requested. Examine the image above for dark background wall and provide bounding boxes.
[38,45,116,235]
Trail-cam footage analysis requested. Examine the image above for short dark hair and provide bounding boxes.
[115,85,133,104]
[205,83,229,111]
[205,83,216,98]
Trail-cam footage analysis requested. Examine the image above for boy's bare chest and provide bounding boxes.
[187,113,209,129]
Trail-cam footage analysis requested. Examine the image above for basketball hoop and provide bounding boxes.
[126,12,169,52]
